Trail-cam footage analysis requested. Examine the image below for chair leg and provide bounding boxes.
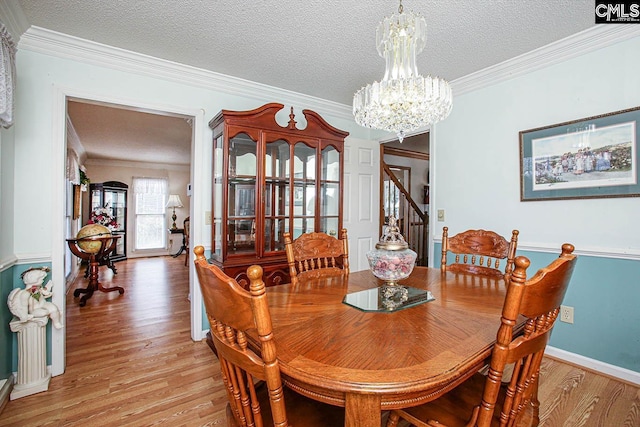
[386,411,400,427]
[531,378,541,426]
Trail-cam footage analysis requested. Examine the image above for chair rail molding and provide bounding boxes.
[433,238,640,261]
[0,255,18,272]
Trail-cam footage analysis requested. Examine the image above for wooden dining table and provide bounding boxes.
[259,267,522,427]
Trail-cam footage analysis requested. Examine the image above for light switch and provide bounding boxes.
[437,209,445,222]
[205,211,212,225]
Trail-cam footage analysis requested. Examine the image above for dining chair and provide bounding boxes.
[387,243,577,427]
[440,227,519,280]
[284,228,349,286]
[193,246,345,426]
[183,216,190,266]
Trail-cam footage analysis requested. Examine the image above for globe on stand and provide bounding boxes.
[76,224,111,254]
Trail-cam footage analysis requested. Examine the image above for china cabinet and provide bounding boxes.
[209,103,348,287]
[89,181,127,261]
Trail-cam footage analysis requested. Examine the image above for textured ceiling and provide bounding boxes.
[67,101,193,165]
[17,0,596,105]
[15,0,597,164]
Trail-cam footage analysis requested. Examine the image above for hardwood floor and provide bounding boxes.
[0,255,226,426]
[537,357,640,426]
[1,256,639,426]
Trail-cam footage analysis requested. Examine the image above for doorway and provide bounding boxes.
[52,87,205,376]
[380,133,430,265]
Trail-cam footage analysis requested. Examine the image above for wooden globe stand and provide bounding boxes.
[66,235,124,307]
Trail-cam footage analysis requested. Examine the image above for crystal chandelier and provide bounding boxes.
[353,0,452,142]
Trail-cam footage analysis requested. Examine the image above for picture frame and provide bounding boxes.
[73,184,81,219]
[520,106,640,201]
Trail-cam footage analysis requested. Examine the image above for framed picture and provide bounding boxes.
[520,106,640,201]
[73,184,81,219]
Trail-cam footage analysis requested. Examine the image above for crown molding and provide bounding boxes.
[0,1,30,41]
[451,25,640,96]
[15,24,640,118]
[17,26,353,120]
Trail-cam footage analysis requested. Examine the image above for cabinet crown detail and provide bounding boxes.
[208,103,349,140]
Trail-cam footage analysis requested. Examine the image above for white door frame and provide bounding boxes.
[51,85,206,376]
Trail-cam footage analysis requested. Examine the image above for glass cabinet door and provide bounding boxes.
[89,182,128,260]
[264,139,290,253]
[212,129,224,259]
[227,133,257,255]
[292,142,316,239]
[320,146,340,236]
[209,104,347,288]
[104,188,126,256]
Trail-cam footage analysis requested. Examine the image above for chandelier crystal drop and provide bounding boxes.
[353,0,452,142]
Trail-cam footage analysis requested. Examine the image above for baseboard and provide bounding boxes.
[546,346,640,386]
[0,377,13,416]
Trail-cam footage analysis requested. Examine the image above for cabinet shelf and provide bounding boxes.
[209,103,348,288]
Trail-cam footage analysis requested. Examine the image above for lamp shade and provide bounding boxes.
[165,194,183,209]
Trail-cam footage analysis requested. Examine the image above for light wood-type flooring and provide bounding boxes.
[1,256,638,426]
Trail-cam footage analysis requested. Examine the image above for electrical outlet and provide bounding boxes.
[560,305,574,324]
[205,211,212,225]
[437,209,445,222]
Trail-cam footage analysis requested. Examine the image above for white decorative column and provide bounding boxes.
[9,316,51,400]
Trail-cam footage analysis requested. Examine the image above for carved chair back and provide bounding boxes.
[476,243,577,426]
[284,229,349,285]
[194,246,288,426]
[388,243,577,427]
[193,246,344,426]
[441,227,519,279]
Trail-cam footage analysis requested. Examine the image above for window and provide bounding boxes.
[133,177,168,250]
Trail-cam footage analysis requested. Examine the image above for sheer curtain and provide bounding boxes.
[0,21,16,128]
[133,177,168,250]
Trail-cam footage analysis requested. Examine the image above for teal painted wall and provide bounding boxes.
[1,263,55,374]
[435,242,640,373]
[0,267,13,380]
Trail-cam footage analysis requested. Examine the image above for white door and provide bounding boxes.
[342,137,380,272]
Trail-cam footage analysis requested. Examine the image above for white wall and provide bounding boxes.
[12,49,370,258]
[431,34,640,376]
[433,35,640,253]
[10,42,376,374]
[83,159,190,258]
[0,126,15,265]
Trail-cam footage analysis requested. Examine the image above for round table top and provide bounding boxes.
[261,267,513,408]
